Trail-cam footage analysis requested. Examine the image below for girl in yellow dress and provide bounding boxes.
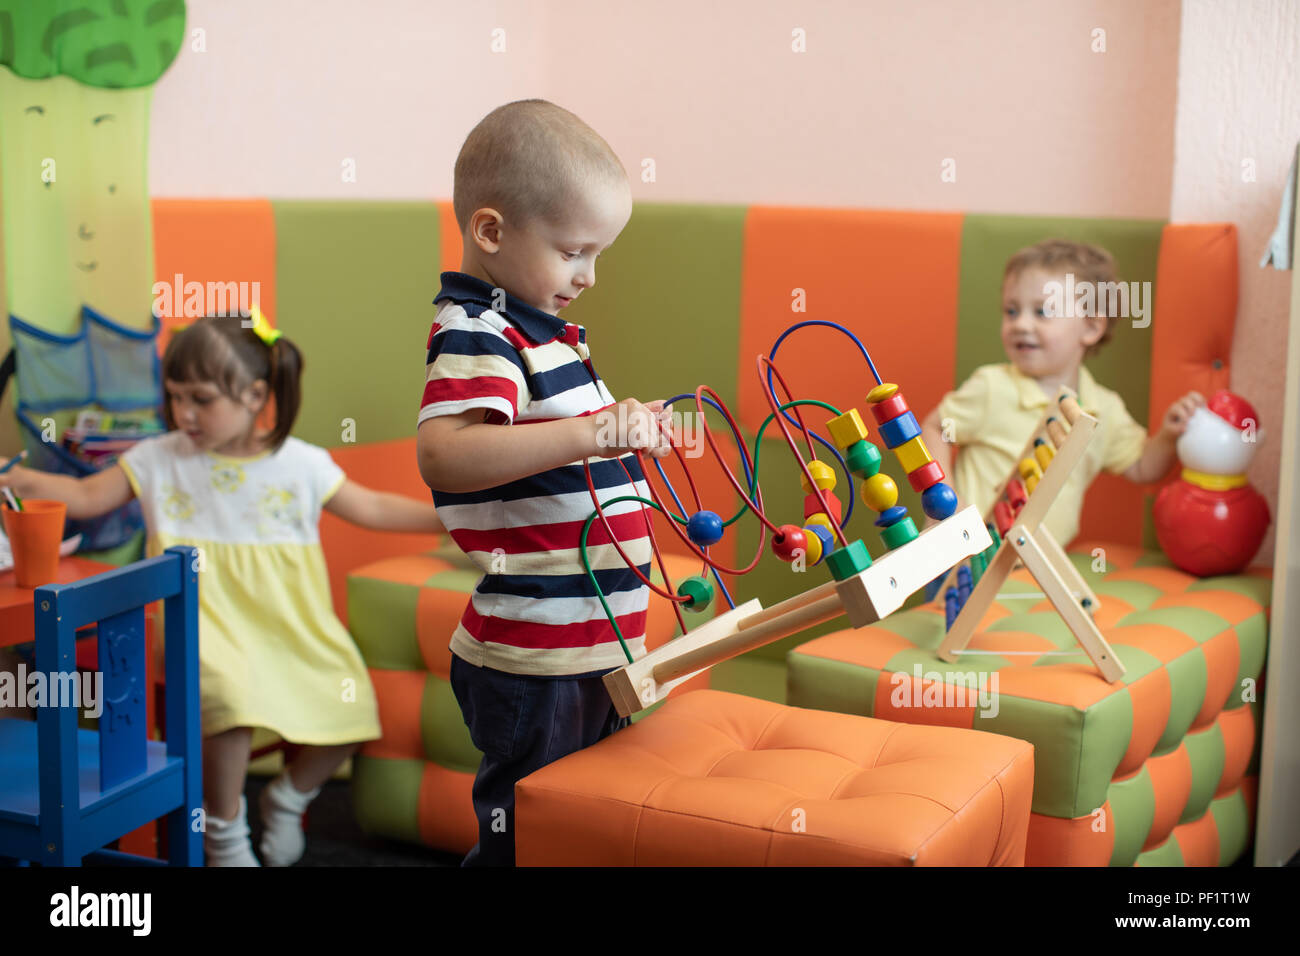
[2,314,444,867]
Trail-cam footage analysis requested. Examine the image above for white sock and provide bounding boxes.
[204,796,260,867]
[258,771,319,867]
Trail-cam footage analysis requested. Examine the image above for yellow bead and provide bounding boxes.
[826,408,869,450]
[805,512,836,536]
[800,460,837,494]
[801,527,824,565]
[1025,472,1039,495]
[894,435,934,474]
[1034,442,1055,471]
[1019,458,1043,481]
[866,382,899,404]
[860,472,899,512]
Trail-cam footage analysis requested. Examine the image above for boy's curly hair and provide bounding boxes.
[453,99,627,233]
[1003,239,1120,358]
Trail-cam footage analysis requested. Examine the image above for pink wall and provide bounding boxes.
[152,0,1180,215]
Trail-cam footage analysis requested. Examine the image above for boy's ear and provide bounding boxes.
[469,208,504,253]
[1081,314,1107,347]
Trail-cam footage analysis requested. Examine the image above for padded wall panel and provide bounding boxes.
[273,200,441,447]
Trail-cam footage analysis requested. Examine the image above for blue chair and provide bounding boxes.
[0,546,202,866]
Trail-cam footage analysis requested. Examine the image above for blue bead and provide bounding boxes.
[805,523,834,564]
[922,482,958,521]
[945,588,960,630]
[686,510,724,547]
[874,505,909,528]
[877,410,921,449]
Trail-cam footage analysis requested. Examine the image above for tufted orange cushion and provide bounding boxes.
[515,689,1033,865]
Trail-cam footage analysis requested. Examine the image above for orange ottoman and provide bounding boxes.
[515,689,1034,865]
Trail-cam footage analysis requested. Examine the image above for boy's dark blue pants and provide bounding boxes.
[449,653,629,867]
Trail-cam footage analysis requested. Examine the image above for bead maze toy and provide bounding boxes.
[580,320,993,718]
[933,387,1126,682]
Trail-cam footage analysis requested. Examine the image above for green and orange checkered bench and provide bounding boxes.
[788,542,1269,866]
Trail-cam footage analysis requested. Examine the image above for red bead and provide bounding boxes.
[906,460,945,492]
[993,500,1014,536]
[870,392,910,426]
[803,490,842,522]
[771,524,808,562]
[1006,478,1028,511]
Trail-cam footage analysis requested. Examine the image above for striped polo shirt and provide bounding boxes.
[419,271,654,677]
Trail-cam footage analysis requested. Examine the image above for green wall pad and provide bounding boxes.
[570,202,746,411]
[273,201,441,447]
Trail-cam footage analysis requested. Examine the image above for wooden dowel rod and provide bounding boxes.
[734,579,839,631]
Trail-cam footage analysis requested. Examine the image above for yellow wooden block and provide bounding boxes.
[800,459,837,494]
[805,512,836,536]
[826,408,869,450]
[866,382,899,404]
[894,435,933,473]
[860,472,899,512]
[801,527,824,565]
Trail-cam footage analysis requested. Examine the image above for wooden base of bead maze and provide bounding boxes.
[603,504,992,718]
[934,389,1125,683]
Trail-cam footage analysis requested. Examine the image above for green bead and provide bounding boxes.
[880,516,919,550]
[677,575,714,613]
[826,539,873,580]
[984,522,1002,556]
[845,440,882,479]
[970,551,986,585]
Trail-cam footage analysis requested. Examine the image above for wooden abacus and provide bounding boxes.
[934,387,1126,682]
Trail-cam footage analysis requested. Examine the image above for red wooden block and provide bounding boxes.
[869,392,910,426]
[906,460,945,492]
[803,490,843,522]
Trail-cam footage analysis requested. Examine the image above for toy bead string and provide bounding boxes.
[653,392,755,524]
[767,319,882,436]
[580,495,680,664]
[757,354,850,549]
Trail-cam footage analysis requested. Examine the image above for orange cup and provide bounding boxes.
[3,499,67,589]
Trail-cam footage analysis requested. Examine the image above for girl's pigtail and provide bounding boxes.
[265,335,304,450]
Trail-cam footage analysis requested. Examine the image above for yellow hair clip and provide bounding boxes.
[245,304,282,346]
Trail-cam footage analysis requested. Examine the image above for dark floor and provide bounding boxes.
[242,775,464,867]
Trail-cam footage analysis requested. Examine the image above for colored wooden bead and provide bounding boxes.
[993,500,1014,536]
[866,383,899,404]
[826,408,869,450]
[686,510,724,547]
[869,392,910,426]
[1025,472,1039,495]
[875,505,909,528]
[1018,457,1043,482]
[970,550,987,585]
[800,526,824,565]
[803,491,842,523]
[804,511,837,537]
[1006,478,1028,511]
[677,575,714,612]
[877,410,921,449]
[922,481,958,520]
[894,434,934,473]
[985,522,1002,554]
[1045,416,1068,449]
[1058,394,1083,425]
[879,515,919,550]
[860,472,899,512]
[1034,437,1055,471]
[845,440,882,478]
[907,460,944,493]
[804,524,834,565]
[771,524,807,562]
[956,565,972,605]
[945,588,960,629]
[800,459,837,494]
[826,539,873,580]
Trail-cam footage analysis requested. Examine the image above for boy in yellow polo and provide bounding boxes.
[920,239,1204,547]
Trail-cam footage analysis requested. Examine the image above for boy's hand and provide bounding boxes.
[593,399,674,460]
[1159,391,1206,439]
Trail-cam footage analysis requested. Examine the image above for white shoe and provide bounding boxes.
[258,771,319,867]
[204,796,260,867]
